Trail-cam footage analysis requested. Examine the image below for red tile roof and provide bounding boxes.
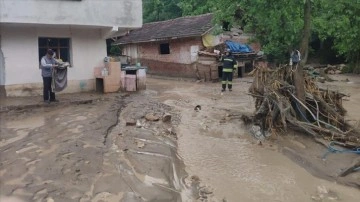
[114,13,213,45]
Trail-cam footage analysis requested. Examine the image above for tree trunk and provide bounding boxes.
[294,0,311,116]
[300,0,311,66]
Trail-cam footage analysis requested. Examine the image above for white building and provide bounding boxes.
[0,0,142,97]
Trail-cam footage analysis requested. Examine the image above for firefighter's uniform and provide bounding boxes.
[221,54,237,91]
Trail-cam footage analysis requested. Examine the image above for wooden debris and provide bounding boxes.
[248,65,360,148]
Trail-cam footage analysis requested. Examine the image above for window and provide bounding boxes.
[159,43,170,55]
[222,21,230,31]
[38,38,71,63]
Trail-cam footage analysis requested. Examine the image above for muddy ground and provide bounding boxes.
[0,75,359,202]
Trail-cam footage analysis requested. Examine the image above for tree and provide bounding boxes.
[179,0,308,63]
[179,0,211,16]
[143,0,182,23]
[314,0,360,70]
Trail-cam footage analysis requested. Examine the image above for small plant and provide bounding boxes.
[109,45,121,56]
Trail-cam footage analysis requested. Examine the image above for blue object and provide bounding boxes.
[225,40,253,53]
[322,141,360,160]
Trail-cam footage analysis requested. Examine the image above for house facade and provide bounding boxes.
[126,37,205,78]
[115,14,261,79]
[0,0,142,97]
[115,14,214,78]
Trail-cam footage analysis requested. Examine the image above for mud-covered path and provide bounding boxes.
[147,77,360,202]
[0,92,207,202]
[1,76,359,202]
[0,96,125,201]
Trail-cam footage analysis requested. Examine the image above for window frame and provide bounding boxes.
[38,37,72,65]
[159,43,170,55]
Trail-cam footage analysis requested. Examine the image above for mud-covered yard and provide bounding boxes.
[0,75,359,202]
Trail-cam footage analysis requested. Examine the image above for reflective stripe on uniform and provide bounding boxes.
[224,58,234,62]
[222,81,227,84]
[223,68,233,72]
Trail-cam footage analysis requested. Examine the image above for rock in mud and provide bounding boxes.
[194,105,201,111]
[162,113,172,122]
[250,125,265,141]
[126,119,136,126]
[136,120,142,128]
[311,186,339,201]
[316,77,326,83]
[136,140,145,148]
[200,187,213,195]
[145,113,160,121]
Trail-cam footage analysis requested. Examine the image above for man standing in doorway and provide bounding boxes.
[40,49,58,103]
[221,48,237,92]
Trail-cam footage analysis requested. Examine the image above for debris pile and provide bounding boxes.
[246,65,360,148]
[305,64,347,83]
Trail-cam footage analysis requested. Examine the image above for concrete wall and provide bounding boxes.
[0,26,107,96]
[0,35,4,86]
[0,0,142,29]
[0,34,5,97]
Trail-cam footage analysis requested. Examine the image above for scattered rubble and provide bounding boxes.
[135,140,145,149]
[162,113,172,122]
[126,119,136,126]
[136,120,142,128]
[194,105,202,112]
[311,186,339,201]
[145,113,160,121]
[305,64,351,82]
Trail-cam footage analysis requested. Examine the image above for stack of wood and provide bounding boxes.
[246,65,360,148]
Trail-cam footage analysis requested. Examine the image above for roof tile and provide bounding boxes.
[114,13,213,45]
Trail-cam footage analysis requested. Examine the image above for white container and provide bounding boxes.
[101,68,109,76]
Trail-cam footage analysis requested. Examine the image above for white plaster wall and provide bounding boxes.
[0,0,142,28]
[0,26,106,87]
[0,35,5,85]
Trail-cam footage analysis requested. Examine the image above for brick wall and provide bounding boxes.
[138,37,204,64]
[141,59,197,78]
[124,37,204,77]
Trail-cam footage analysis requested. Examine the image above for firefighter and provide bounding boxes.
[221,48,237,92]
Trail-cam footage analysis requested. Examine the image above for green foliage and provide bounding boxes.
[178,0,305,62]
[241,0,304,62]
[144,0,360,66]
[143,0,182,23]
[109,45,121,56]
[314,0,360,65]
[179,0,211,16]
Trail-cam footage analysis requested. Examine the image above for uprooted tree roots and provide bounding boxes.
[245,65,360,149]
